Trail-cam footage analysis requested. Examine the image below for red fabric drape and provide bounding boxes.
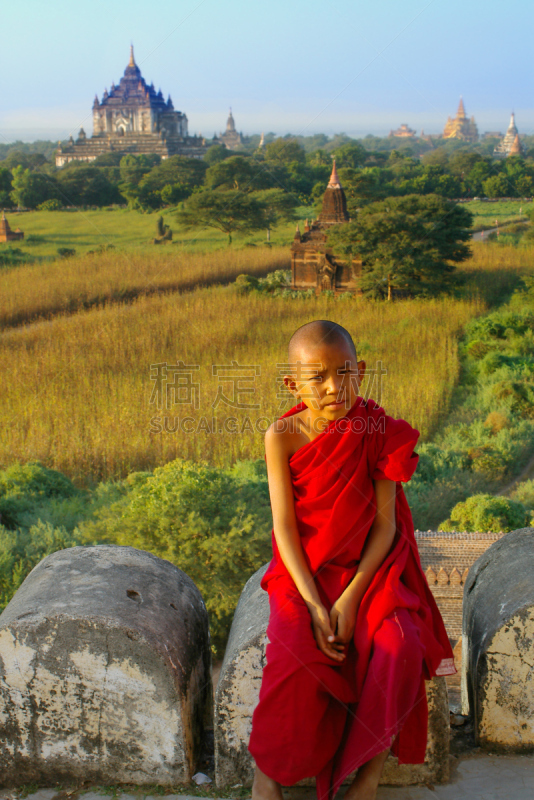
[248,397,455,800]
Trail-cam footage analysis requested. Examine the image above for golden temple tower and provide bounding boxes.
[443,97,479,142]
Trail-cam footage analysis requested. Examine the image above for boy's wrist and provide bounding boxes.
[341,577,364,607]
[304,597,325,615]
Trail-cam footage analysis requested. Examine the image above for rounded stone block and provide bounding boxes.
[214,565,450,788]
[0,545,211,787]
[462,527,534,751]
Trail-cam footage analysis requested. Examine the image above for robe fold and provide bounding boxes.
[248,397,455,800]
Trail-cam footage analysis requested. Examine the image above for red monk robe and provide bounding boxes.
[248,396,455,800]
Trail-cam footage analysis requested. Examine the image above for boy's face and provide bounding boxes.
[284,340,365,419]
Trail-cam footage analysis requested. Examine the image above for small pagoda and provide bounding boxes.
[215,109,244,150]
[290,162,361,295]
[389,123,416,139]
[0,211,24,243]
[494,114,524,159]
[443,97,478,142]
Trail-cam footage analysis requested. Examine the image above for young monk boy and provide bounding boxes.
[248,320,455,800]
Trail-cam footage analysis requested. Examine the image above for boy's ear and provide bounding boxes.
[283,374,300,397]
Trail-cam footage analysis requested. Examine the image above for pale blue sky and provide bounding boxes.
[1,0,532,141]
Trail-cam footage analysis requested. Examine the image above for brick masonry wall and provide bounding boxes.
[414,531,506,643]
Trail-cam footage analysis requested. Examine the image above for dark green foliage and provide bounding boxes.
[0,462,90,609]
[3,152,49,171]
[56,165,121,207]
[264,138,306,165]
[0,247,31,268]
[0,167,13,208]
[77,458,272,656]
[0,140,60,163]
[333,142,367,169]
[133,155,207,209]
[204,144,232,165]
[10,166,60,209]
[205,155,257,191]
[0,461,79,531]
[57,247,76,258]
[327,194,473,299]
[0,521,83,610]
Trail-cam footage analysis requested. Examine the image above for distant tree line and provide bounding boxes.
[2,133,534,212]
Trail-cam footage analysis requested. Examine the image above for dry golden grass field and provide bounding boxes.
[0,246,288,329]
[1,241,529,486]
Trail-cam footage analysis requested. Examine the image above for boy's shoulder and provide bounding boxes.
[265,409,306,456]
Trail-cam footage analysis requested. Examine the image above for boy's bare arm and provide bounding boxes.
[265,423,345,662]
[330,479,397,643]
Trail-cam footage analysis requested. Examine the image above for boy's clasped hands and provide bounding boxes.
[307,589,359,662]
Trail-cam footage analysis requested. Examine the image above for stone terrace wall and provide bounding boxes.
[0,545,212,787]
[462,528,534,750]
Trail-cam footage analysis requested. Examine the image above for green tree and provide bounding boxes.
[175,188,266,244]
[56,165,119,206]
[264,137,306,165]
[254,188,298,241]
[204,144,232,165]
[0,168,13,207]
[327,194,473,300]
[464,160,492,196]
[119,154,161,208]
[10,166,59,209]
[205,155,256,191]
[483,173,510,199]
[4,151,48,171]
[337,166,391,211]
[333,142,368,169]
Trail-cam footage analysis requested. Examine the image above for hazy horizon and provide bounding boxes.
[1,0,532,144]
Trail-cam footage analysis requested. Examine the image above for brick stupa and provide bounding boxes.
[290,162,360,294]
[0,211,24,242]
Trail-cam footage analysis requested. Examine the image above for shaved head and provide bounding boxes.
[288,320,357,366]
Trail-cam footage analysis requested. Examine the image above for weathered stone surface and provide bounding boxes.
[462,527,534,751]
[215,565,450,789]
[214,565,269,789]
[0,545,211,787]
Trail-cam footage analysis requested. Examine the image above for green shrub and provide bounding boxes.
[57,247,76,258]
[77,458,272,657]
[466,339,491,360]
[234,273,260,294]
[37,198,62,211]
[234,269,291,295]
[0,520,83,610]
[511,479,534,513]
[439,493,528,533]
[0,461,81,531]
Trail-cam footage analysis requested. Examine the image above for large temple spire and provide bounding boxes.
[129,44,136,68]
[457,96,466,119]
[327,160,342,189]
